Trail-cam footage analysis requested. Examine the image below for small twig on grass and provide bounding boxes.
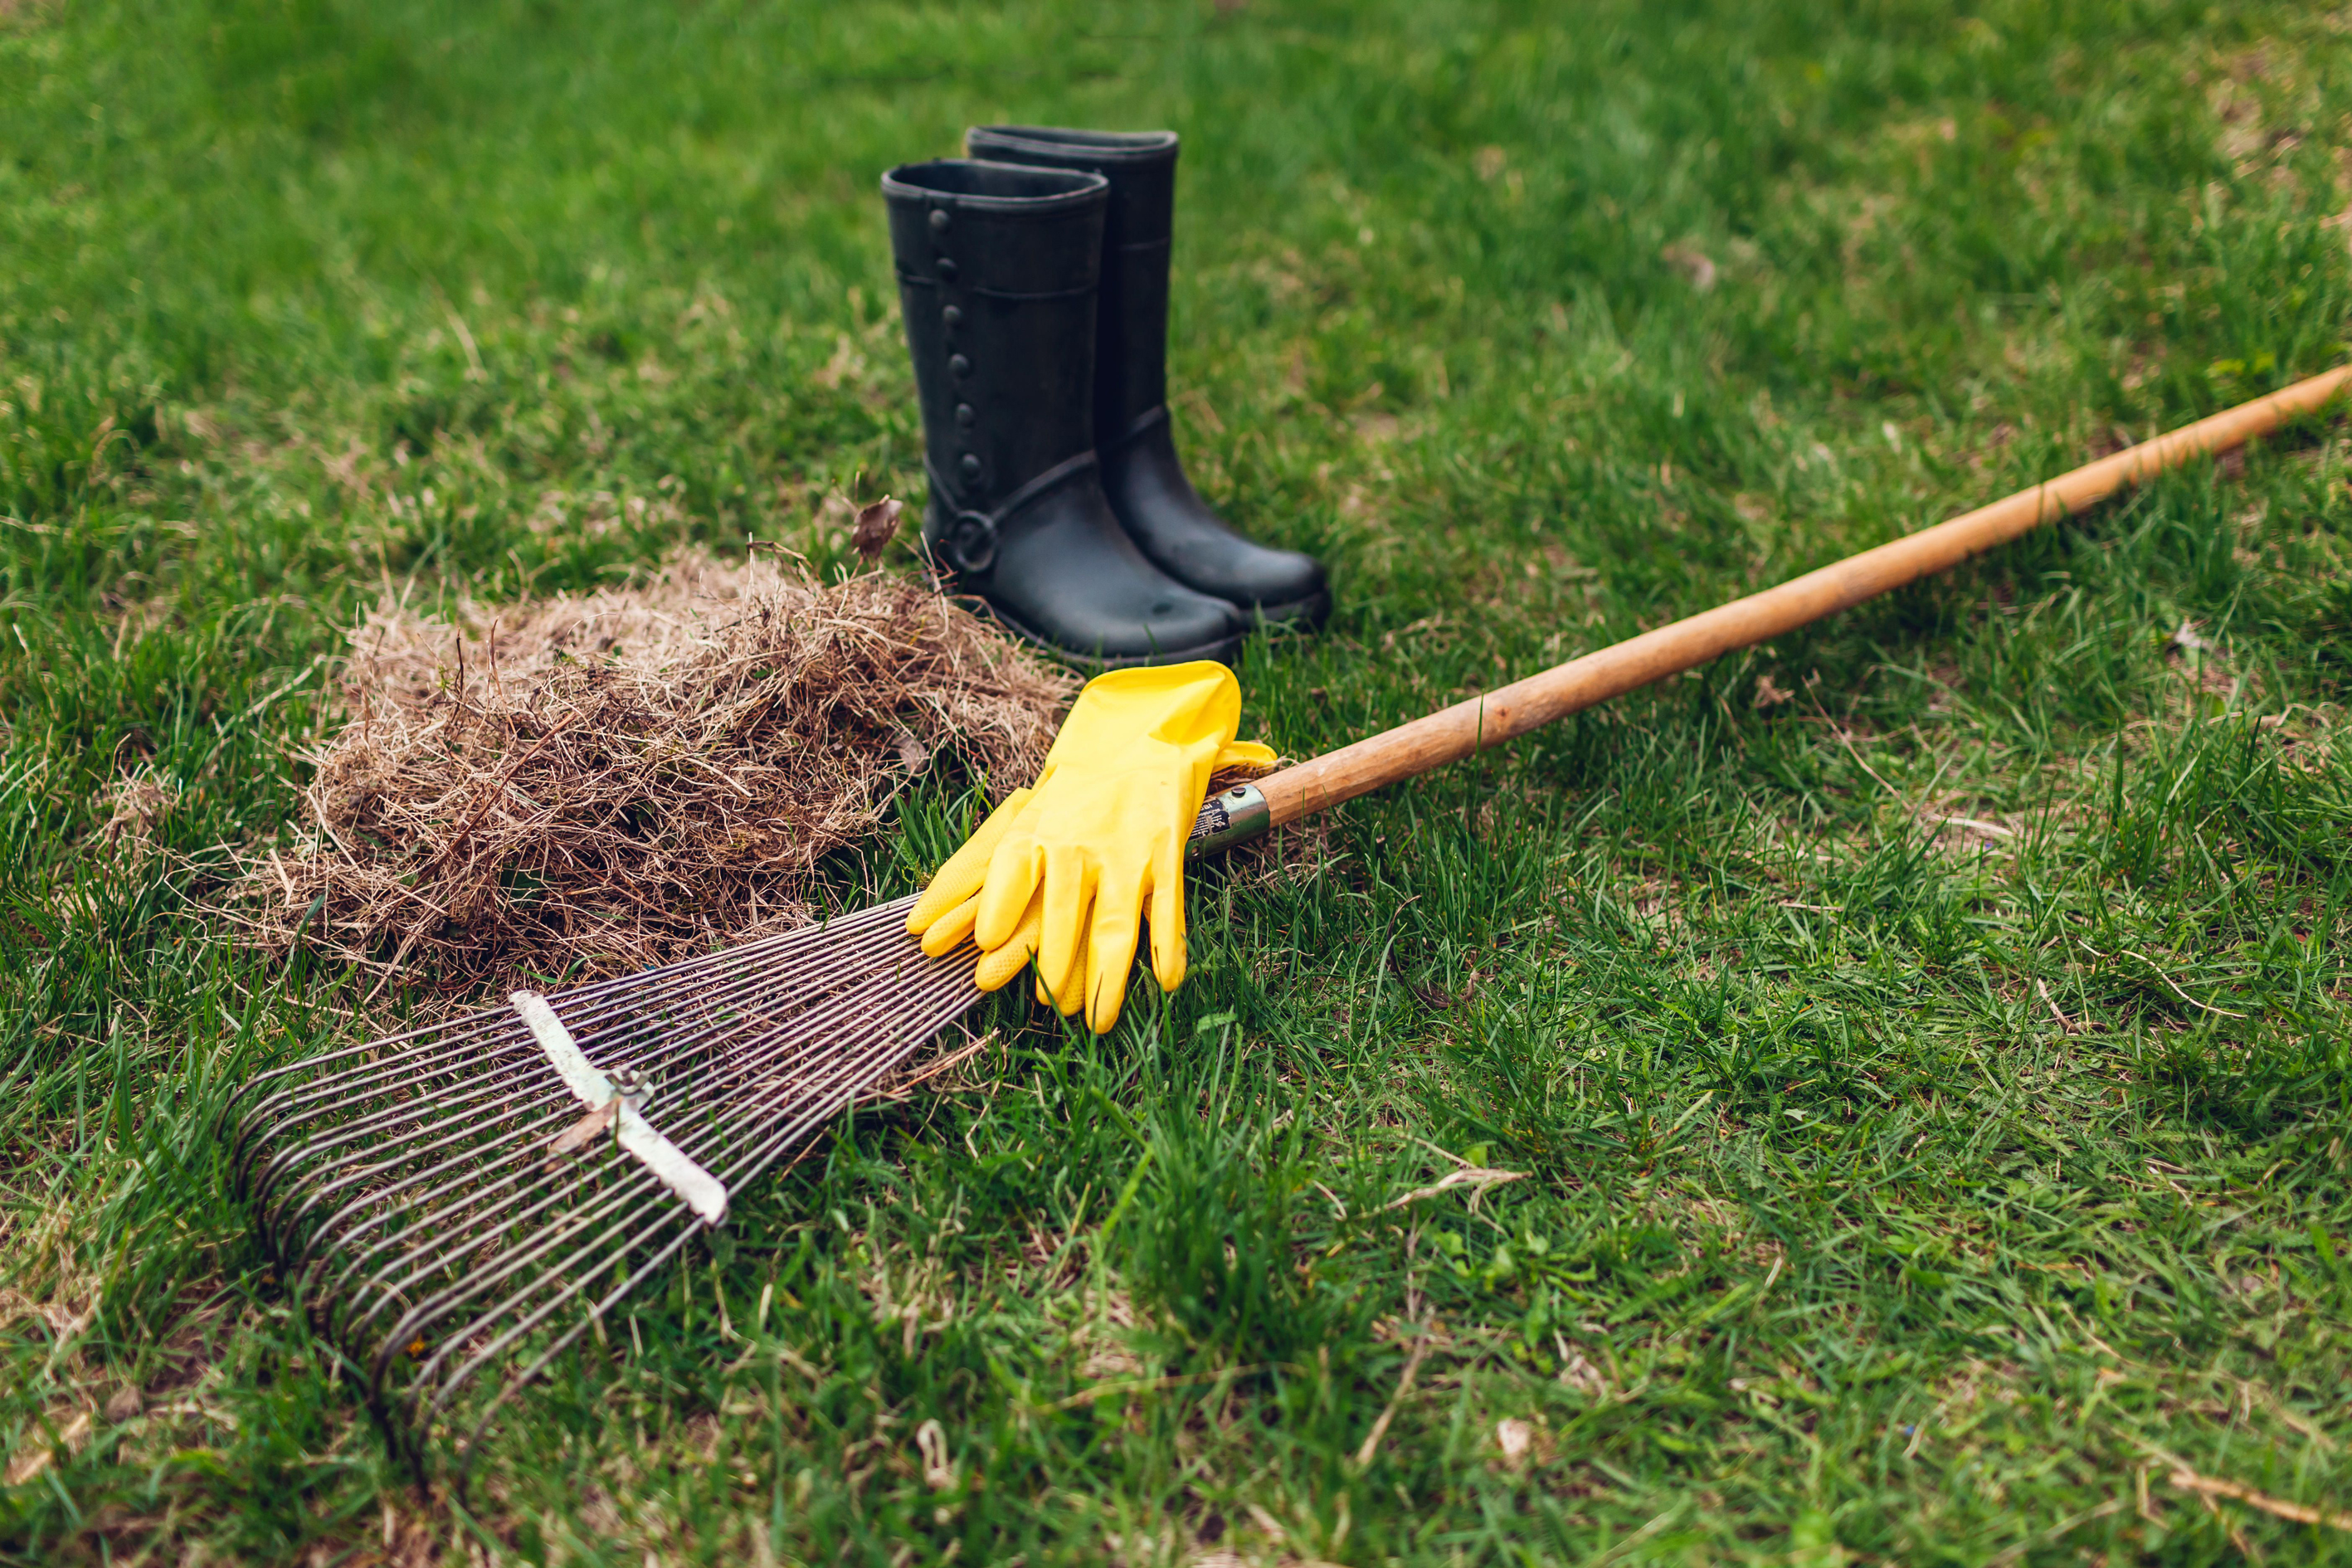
[1813,691,1897,798]
[2145,963,2247,1020]
[2036,978,2080,1034]
[2165,1463,2352,1531]
[1590,1505,1684,1567]
[234,655,324,727]
[871,1031,995,1103]
[1044,1363,1273,1412]
[2074,936,2248,1019]
[2195,1489,2262,1562]
[1922,812,2013,838]
[1351,1326,1430,1468]
[1382,1167,1526,1213]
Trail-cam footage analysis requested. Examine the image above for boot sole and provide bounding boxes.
[1238,587,1332,633]
[970,595,1247,673]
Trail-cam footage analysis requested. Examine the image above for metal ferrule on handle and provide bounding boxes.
[1185,782,1269,859]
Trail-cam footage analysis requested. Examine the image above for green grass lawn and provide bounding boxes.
[6,0,2352,1561]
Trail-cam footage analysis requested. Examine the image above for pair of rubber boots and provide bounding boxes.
[884,128,1327,668]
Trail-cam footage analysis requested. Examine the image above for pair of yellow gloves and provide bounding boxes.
[904,661,1272,1034]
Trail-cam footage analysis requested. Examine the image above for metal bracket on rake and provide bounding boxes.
[511,990,728,1226]
[222,894,982,1488]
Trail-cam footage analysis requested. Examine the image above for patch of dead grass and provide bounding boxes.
[226,554,1074,988]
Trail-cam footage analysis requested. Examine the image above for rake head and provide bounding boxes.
[223,894,981,1481]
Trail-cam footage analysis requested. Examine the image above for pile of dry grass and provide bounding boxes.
[231,554,1074,989]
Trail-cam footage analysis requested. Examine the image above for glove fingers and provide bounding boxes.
[1035,844,1094,1007]
[1085,895,1142,1035]
[917,893,980,957]
[1211,740,1278,772]
[1041,922,1092,1016]
[973,837,1047,951]
[1147,835,1187,994]
[973,894,1043,992]
[908,787,1033,935]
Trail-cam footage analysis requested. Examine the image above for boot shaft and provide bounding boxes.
[877,158,1245,667]
[963,126,1178,445]
[881,160,1109,516]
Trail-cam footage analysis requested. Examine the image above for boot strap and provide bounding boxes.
[926,448,1099,575]
[1103,402,1171,454]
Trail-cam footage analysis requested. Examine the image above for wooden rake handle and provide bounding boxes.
[1232,364,2352,835]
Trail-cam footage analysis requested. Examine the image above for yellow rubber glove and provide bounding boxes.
[905,661,1273,1034]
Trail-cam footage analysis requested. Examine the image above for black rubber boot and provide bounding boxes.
[966,125,1331,631]
[881,159,1244,669]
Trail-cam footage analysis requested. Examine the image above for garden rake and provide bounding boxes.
[226,364,2347,1481]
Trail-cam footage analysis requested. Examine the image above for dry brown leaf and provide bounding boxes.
[850,496,904,562]
[547,1096,621,1158]
[1660,243,1719,291]
[5,1409,91,1485]
[1495,1417,1536,1468]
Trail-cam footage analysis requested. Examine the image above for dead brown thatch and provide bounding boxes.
[231,554,1074,989]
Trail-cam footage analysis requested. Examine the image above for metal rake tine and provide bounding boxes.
[709,970,989,1191]
[288,957,881,1295]
[392,957,976,1404]
[261,1045,558,1244]
[257,898,921,1188]
[489,911,931,1085]
[260,1007,529,1118]
[225,1003,475,1127]
[230,1015,521,1202]
[588,937,982,1114]
[387,1165,690,1412]
[445,1220,705,1483]
[243,1020,541,1203]
[533,894,921,1004]
[428,1205,699,1424]
[412,992,965,1426]
[257,929,903,1250]
[231,891,995,1478]
[276,933,959,1287]
[307,1108,589,1307]
[270,1048,569,1269]
[368,1185,667,1398]
[327,1129,654,1327]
